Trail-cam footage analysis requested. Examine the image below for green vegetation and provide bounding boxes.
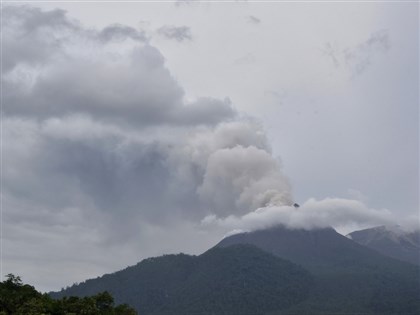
[156,245,314,315]
[51,231,420,315]
[52,245,313,315]
[0,274,137,315]
[217,226,420,315]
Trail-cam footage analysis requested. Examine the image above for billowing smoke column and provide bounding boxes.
[191,122,293,217]
[2,5,294,233]
[3,5,409,247]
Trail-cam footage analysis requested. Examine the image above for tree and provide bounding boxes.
[0,274,138,315]
[0,274,41,314]
[115,304,138,315]
[93,291,114,313]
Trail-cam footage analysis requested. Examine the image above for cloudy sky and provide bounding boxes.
[1,1,418,292]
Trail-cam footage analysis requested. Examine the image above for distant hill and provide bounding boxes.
[51,244,313,315]
[51,226,420,315]
[347,225,420,265]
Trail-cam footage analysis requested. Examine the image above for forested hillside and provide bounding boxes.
[52,237,420,315]
[217,226,420,314]
[0,274,136,315]
[52,244,313,315]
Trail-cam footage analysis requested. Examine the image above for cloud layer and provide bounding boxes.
[202,197,418,235]
[3,7,232,127]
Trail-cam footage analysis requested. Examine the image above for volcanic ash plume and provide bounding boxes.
[197,144,293,216]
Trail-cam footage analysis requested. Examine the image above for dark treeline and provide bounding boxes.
[0,274,137,315]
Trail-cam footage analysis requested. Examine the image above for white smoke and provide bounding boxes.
[197,145,292,216]
[201,197,416,234]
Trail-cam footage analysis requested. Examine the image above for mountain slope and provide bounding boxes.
[51,244,313,315]
[51,226,420,315]
[347,225,420,265]
[216,225,416,273]
[215,225,420,314]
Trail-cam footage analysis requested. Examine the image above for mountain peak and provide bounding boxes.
[347,225,420,265]
[215,224,391,273]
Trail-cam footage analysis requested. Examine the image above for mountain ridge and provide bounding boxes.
[347,225,420,265]
[51,225,420,314]
[51,244,314,315]
[215,225,415,273]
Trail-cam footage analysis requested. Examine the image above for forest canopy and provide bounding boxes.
[0,274,137,315]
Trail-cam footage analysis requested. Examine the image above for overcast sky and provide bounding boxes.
[1,1,418,292]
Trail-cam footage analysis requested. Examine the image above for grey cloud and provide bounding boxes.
[5,45,184,124]
[3,116,297,284]
[3,7,267,242]
[195,121,271,153]
[2,6,76,72]
[4,116,289,230]
[3,5,75,33]
[4,30,234,126]
[98,24,147,43]
[175,98,236,126]
[4,117,184,221]
[157,25,192,42]
[2,7,226,128]
[3,6,146,74]
[202,197,413,235]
